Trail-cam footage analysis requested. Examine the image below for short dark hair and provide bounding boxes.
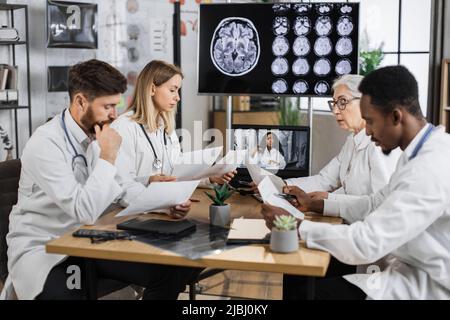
[68,59,127,102]
[358,65,423,118]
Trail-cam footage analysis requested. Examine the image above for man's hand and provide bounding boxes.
[96,124,122,165]
[168,200,191,219]
[261,203,301,230]
[308,191,329,201]
[149,174,177,183]
[284,186,324,214]
[209,170,237,184]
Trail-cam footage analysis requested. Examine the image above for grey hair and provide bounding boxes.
[332,74,364,98]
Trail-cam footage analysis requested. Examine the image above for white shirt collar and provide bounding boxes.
[64,109,90,147]
[403,123,431,159]
[353,128,371,150]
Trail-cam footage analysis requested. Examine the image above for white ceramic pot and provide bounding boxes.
[270,228,299,253]
[209,204,231,227]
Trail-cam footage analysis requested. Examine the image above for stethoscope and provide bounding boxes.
[409,123,435,160]
[61,109,88,170]
[139,123,169,170]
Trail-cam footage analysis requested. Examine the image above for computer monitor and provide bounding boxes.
[232,125,310,180]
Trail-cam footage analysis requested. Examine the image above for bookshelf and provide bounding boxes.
[0,3,31,159]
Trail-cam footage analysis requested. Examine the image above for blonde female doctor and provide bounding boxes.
[112,60,233,212]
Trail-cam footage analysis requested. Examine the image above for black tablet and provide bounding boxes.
[117,218,196,237]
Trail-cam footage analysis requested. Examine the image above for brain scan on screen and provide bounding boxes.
[313,58,331,76]
[313,37,332,56]
[272,36,290,56]
[271,57,289,76]
[293,4,311,14]
[273,16,290,36]
[314,81,330,95]
[272,4,290,14]
[211,17,260,76]
[315,16,332,36]
[316,4,332,15]
[272,79,288,94]
[293,80,309,94]
[292,58,310,76]
[336,37,353,56]
[293,16,311,36]
[337,16,353,36]
[335,59,352,75]
[293,36,311,56]
[340,4,353,14]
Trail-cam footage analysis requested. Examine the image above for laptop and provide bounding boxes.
[117,218,196,237]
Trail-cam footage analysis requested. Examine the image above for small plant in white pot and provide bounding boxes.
[205,184,234,227]
[270,215,299,253]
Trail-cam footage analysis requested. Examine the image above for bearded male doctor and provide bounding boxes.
[1,60,198,300]
[262,65,450,300]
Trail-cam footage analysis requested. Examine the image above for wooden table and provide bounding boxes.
[46,189,342,299]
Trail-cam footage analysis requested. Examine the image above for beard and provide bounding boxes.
[80,106,112,135]
[382,149,392,155]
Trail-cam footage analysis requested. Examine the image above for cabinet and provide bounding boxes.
[0,3,31,159]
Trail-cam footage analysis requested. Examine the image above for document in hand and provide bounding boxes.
[171,146,223,180]
[116,180,201,217]
[175,149,246,181]
[247,163,286,192]
[257,176,305,220]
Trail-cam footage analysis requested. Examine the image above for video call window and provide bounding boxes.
[232,125,310,178]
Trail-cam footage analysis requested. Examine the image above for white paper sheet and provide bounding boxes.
[257,176,305,220]
[247,163,286,192]
[116,180,201,217]
[172,147,223,180]
[175,149,246,181]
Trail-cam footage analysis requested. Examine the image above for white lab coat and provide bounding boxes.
[259,147,286,169]
[111,111,211,187]
[2,111,124,300]
[298,124,450,299]
[286,129,401,205]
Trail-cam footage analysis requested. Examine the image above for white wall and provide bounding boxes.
[0,0,210,159]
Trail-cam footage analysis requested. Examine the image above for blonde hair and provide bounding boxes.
[127,60,183,134]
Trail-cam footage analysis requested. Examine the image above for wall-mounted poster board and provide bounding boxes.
[198,2,359,96]
[440,59,450,132]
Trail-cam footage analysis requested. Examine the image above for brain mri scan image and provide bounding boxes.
[211,18,260,76]
[272,4,290,14]
[199,3,358,96]
[316,4,333,15]
[271,57,289,76]
[313,36,332,56]
[337,16,353,36]
[340,4,353,14]
[313,58,331,76]
[335,59,352,75]
[293,36,311,56]
[293,16,311,36]
[272,79,288,94]
[273,16,290,36]
[293,80,309,94]
[292,58,310,76]
[315,16,332,36]
[336,37,353,56]
[293,4,311,14]
[314,81,330,95]
[272,36,290,56]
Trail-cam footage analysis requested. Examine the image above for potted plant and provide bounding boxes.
[270,215,299,253]
[205,183,234,227]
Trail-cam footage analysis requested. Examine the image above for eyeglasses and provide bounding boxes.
[327,97,360,111]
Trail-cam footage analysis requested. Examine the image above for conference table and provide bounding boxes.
[46,189,342,300]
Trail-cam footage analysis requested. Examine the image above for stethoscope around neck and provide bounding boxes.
[61,109,88,170]
[139,123,169,170]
